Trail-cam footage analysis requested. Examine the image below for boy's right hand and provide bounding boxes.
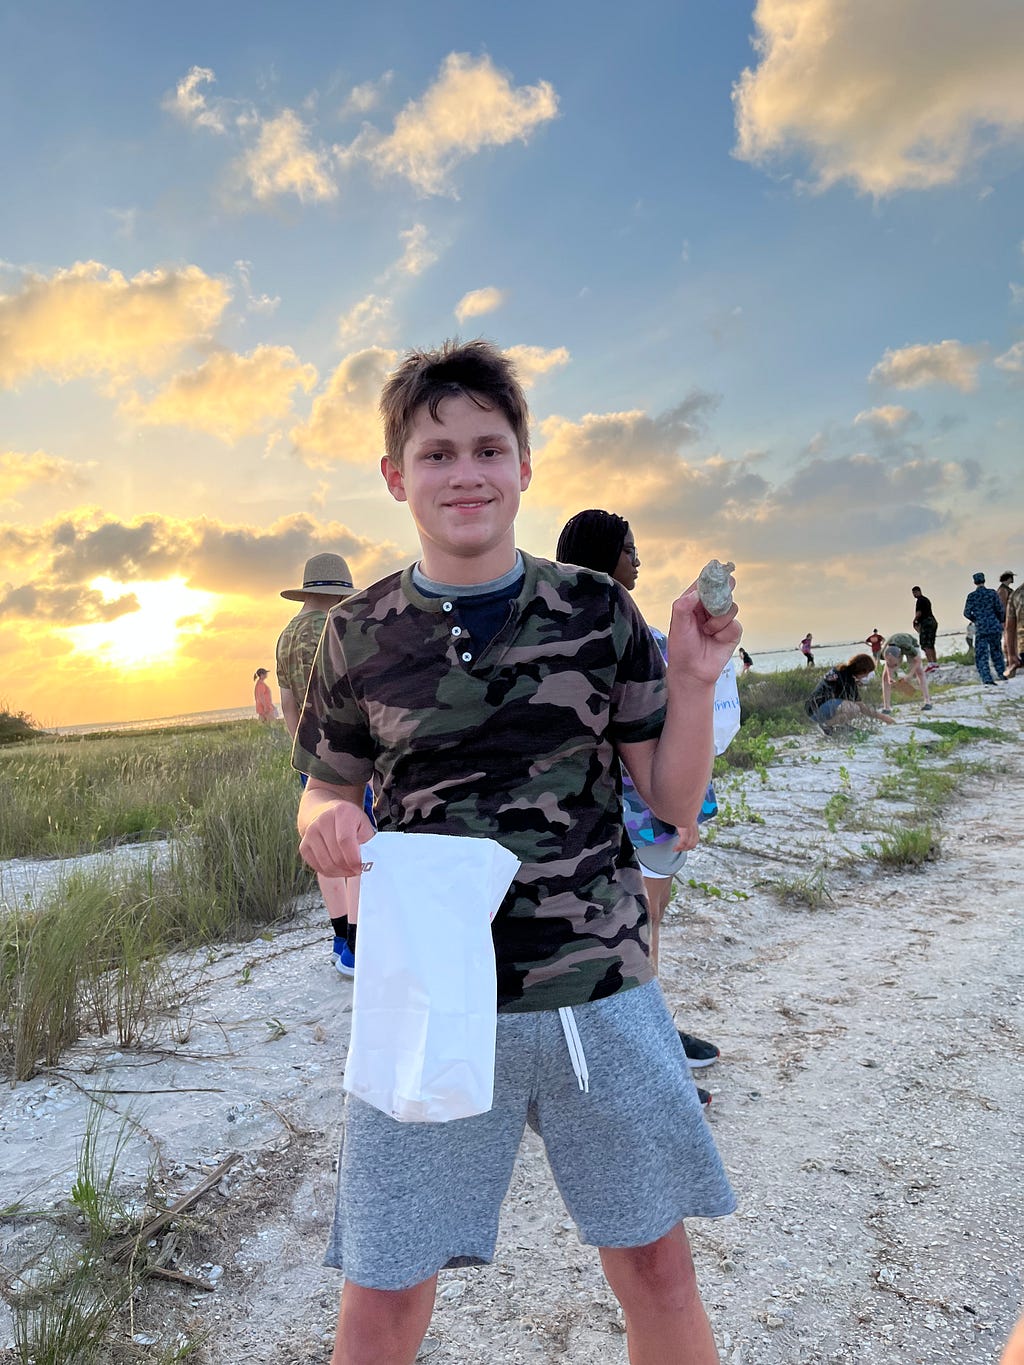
[299,800,375,878]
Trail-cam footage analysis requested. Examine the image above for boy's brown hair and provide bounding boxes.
[379,339,530,469]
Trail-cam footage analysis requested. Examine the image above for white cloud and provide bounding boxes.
[291,347,397,466]
[238,110,338,204]
[504,344,570,387]
[0,261,230,387]
[341,72,393,117]
[869,340,984,393]
[337,294,392,345]
[234,260,280,314]
[853,404,914,431]
[994,340,1024,374]
[733,0,1024,194]
[396,224,438,277]
[165,66,227,133]
[1010,282,1024,306]
[455,286,506,323]
[126,345,317,442]
[362,53,558,195]
[1,450,93,499]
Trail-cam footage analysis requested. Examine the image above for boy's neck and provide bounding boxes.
[416,541,519,587]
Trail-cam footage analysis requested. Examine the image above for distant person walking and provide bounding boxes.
[997,571,1015,669]
[738,647,753,672]
[880,634,932,713]
[276,553,361,976]
[963,572,1006,686]
[253,668,275,722]
[911,586,939,669]
[799,633,814,667]
[865,629,884,661]
[1006,581,1024,678]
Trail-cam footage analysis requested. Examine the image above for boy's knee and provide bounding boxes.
[601,1228,699,1312]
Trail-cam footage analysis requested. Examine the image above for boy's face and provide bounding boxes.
[382,392,532,583]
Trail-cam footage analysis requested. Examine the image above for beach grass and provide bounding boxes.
[1,723,314,1080]
[0,720,284,859]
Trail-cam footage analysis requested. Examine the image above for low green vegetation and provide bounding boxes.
[0,720,287,859]
[769,858,833,910]
[872,824,940,867]
[0,723,314,1081]
[10,1103,207,1363]
[0,705,43,747]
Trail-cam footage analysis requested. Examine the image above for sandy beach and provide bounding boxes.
[1,668,1021,1364]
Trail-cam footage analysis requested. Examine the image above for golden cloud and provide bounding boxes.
[164,66,227,133]
[126,345,318,441]
[733,0,1024,194]
[290,347,397,466]
[455,286,506,323]
[396,223,439,276]
[1,508,404,616]
[337,294,393,345]
[0,261,231,388]
[869,340,984,392]
[366,53,558,194]
[504,344,570,388]
[853,405,914,431]
[239,110,338,204]
[1,450,93,498]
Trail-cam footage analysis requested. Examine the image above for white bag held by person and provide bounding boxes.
[344,831,521,1124]
[713,658,741,755]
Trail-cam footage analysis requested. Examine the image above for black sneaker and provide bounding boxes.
[697,1086,712,1108]
[678,1030,720,1069]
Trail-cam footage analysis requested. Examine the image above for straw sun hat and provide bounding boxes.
[280,553,355,601]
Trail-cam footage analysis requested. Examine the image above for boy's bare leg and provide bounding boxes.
[331,1276,437,1365]
[320,873,351,923]
[600,1223,720,1364]
[642,874,672,974]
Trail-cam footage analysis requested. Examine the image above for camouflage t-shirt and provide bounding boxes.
[276,610,329,702]
[293,551,667,1013]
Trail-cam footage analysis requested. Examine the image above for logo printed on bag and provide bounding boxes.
[360,860,374,872]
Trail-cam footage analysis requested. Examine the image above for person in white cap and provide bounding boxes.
[277,553,362,975]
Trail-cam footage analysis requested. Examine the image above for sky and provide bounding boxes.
[2,0,1023,727]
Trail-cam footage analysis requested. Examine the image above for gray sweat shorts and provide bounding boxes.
[326,979,736,1290]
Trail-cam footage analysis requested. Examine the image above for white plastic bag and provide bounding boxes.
[343,831,521,1124]
[713,659,741,755]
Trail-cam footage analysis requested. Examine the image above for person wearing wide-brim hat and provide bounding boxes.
[276,553,360,975]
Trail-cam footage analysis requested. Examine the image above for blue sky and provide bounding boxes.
[2,0,1023,723]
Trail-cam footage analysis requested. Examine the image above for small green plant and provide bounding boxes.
[686,879,750,901]
[873,825,939,867]
[770,860,833,909]
[715,786,766,826]
[823,789,853,832]
[69,1104,136,1247]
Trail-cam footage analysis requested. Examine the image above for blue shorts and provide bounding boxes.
[326,980,736,1289]
[811,698,843,723]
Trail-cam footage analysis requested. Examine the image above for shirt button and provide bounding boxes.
[461,651,472,663]
[442,601,453,612]
[451,625,462,637]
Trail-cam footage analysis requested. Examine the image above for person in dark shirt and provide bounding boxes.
[805,653,895,733]
[911,586,938,667]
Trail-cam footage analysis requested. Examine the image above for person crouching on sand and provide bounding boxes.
[805,653,895,733]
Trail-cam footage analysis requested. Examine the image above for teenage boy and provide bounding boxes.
[293,341,739,1365]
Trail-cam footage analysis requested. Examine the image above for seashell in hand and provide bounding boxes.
[697,559,735,616]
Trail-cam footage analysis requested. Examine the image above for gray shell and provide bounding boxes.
[697,559,735,616]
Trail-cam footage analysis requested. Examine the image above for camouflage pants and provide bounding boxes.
[974,632,1006,684]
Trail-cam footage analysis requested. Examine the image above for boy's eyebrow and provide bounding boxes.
[410,433,514,450]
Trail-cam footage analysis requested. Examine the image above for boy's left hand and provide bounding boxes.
[667,577,742,685]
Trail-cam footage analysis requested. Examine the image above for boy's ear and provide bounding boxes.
[519,445,532,492]
[381,455,407,503]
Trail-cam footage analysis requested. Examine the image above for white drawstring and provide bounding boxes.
[558,1006,590,1093]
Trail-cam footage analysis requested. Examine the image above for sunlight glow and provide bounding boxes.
[63,577,217,671]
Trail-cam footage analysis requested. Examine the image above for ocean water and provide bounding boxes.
[54,629,969,737]
[56,705,255,737]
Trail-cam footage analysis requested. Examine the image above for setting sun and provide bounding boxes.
[63,577,218,671]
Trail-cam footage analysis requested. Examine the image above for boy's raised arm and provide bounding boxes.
[620,579,740,830]
[298,776,374,879]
